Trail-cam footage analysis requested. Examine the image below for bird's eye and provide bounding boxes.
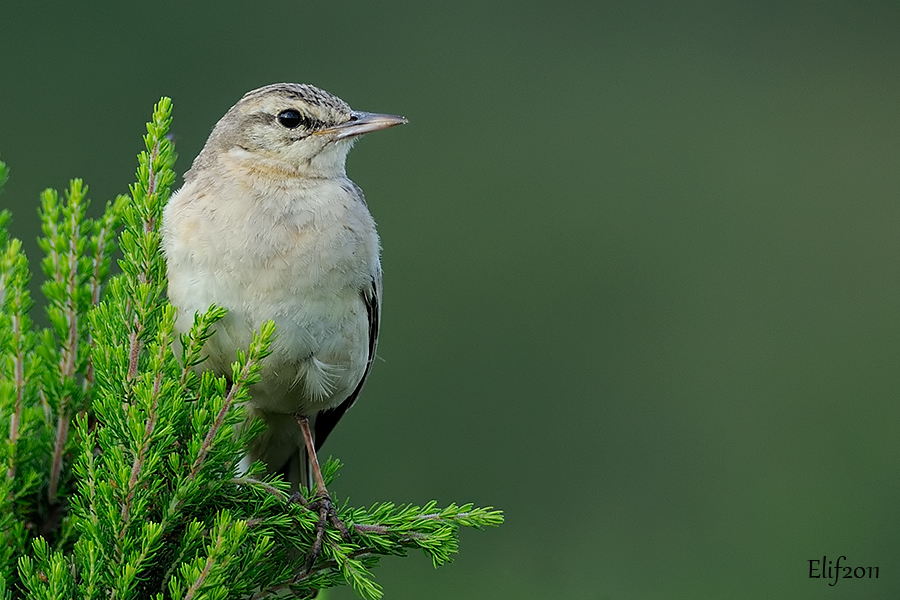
[277,109,304,129]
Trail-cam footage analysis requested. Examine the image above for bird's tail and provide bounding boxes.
[244,407,314,493]
[281,446,313,493]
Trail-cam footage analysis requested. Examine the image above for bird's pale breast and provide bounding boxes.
[162,175,380,415]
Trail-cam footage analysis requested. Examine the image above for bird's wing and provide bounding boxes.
[313,275,381,450]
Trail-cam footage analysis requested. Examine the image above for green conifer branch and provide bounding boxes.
[0,100,502,600]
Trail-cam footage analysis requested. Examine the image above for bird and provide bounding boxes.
[161,83,406,549]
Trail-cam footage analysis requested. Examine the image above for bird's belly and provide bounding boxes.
[189,274,371,415]
[164,177,379,415]
[169,232,374,416]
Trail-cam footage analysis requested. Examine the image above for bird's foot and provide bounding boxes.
[292,490,352,570]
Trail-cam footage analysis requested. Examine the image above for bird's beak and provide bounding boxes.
[318,112,408,140]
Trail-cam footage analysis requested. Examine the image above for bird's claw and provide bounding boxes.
[297,491,352,570]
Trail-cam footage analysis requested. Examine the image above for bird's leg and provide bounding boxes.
[296,415,351,569]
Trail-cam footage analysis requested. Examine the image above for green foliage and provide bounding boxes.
[0,104,501,599]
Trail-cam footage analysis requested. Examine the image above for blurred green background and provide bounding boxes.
[2,1,899,598]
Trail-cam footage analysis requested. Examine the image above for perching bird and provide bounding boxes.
[161,83,405,542]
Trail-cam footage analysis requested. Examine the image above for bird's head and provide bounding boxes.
[188,83,406,181]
